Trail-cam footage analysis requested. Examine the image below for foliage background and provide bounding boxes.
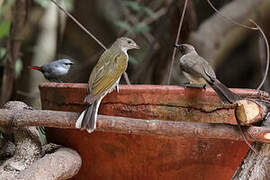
[0,0,270,108]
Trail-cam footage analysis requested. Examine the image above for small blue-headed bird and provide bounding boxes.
[28,59,74,82]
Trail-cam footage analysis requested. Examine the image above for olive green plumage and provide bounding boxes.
[76,37,139,133]
[84,47,128,103]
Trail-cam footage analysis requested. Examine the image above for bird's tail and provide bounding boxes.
[209,79,242,104]
[76,100,100,133]
[28,66,43,72]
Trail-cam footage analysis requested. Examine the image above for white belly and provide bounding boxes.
[182,72,206,85]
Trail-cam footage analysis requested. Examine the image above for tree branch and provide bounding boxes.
[232,111,270,179]
[17,147,81,180]
[189,0,270,68]
[0,105,270,143]
[0,0,27,105]
[0,101,81,179]
[167,0,189,84]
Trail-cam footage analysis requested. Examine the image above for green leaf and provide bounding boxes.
[133,23,150,33]
[143,7,156,18]
[15,58,23,78]
[0,48,6,60]
[124,1,141,12]
[0,20,10,39]
[0,0,15,15]
[33,0,50,8]
[129,56,139,65]
[62,0,74,11]
[34,0,73,10]
[115,21,132,32]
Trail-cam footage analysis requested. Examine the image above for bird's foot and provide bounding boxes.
[184,83,206,89]
[116,85,120,93]
[257,90,268,98]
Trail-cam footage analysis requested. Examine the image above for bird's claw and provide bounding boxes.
[116,85,120,93]
[184,83,206,89]
[258,90,267,98]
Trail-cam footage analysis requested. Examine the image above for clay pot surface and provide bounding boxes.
[40,83,264,180]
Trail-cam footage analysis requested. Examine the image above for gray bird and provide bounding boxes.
[28,59,74,82]
[28,59,74,143]
[175,43,242,104]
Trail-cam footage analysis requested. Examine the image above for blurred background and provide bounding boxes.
[0,0,270,108]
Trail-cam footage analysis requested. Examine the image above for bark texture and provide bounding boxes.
[0,0,27,105]
[0,101,270,143]
[232,109,270,179]
[0,101,81,180]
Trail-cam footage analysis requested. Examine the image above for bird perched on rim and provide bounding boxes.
[175,43,242,104]
[28,59,74,82]
[29,59,73,144]
[76,37,139,133]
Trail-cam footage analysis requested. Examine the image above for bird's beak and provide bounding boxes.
[173,44,181,48]
[66,63,74,65]
[174,44,185,49]
[135,44,140,49]
[175,44,185,54]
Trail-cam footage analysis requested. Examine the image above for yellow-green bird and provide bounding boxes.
[76,37,139,133]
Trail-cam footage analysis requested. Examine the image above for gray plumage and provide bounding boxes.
[176,44,242,104]
[29,59,73,82]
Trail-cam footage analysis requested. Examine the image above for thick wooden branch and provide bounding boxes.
[235,99,268,125]
[16,148,81,180]
[0,102,82,179]
[189,0,270,67]
[0,0,27,105]
[232,143,270,179]
[232,112,270,179]
[0,101,42,178]
[1,108,270,143]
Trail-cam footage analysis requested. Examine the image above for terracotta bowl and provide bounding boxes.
[39,83,264,180]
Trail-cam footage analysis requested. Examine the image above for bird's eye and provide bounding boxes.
[127,40,132,44]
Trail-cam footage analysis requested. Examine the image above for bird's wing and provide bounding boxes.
[41,64,52,73]
[180,54,216,82]
[84,51,128,104]
[200,57,216,81]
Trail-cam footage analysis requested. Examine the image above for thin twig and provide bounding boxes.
[258,36,267,89]
[206,0,269,91]
[123,72,131,85]
[121,2,155,43]
[234,103,269,175]
[50,0,134,85]
[249,20,270,90]
[167,0,188,84]
[203,0,269,155]
[142,8,167,25]
[206,0,258,30]
[234,104,260,155]
[50,0,107,50]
